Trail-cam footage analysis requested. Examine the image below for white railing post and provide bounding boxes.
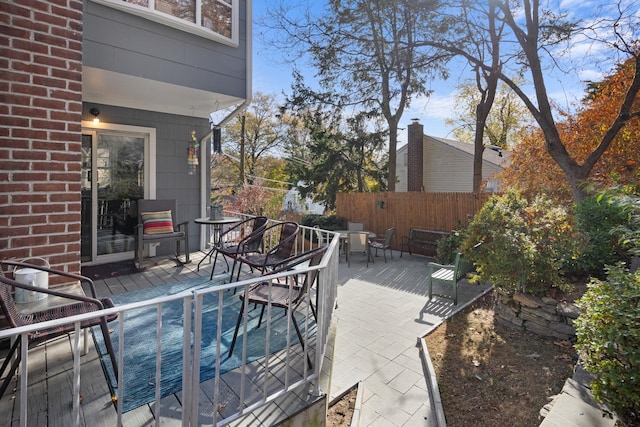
[188,293,201,426]
[73,322,82,426]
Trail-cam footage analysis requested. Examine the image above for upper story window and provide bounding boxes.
[93,0,238,46]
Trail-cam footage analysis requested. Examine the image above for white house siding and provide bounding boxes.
[423,141,500,192]
[395,134,505,193]
[396,145,409,192]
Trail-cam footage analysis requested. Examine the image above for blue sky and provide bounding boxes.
[250,0,635,146]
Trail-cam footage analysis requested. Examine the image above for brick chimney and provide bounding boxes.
[407,119,424,192]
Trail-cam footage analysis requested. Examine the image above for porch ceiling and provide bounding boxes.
[82,66,243,119]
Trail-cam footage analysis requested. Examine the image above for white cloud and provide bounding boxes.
[410,92,458,121]
[394,91,460,142]
[559,0,596,12]
[578,69,605,82]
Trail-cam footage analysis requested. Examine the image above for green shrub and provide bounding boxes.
[574,193,630,277]
[300,214,345,230]
[436,231,464,264]
[459,190,581,296]
[574,264,640,425]
[608,189,640,259]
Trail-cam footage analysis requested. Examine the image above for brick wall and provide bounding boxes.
[407,120,424,192]
[0,0,84,277]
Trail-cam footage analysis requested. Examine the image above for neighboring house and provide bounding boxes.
[282,183,325,215]
[1,0,251,271]
[396,120,508,193]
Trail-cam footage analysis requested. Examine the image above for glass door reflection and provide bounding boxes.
[95,134,144,258]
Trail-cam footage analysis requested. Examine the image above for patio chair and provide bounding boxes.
[347,231,370,267]
[347,221,364,231]
[135,199,190,269]
[228,245,327,368]
[313,225,332,247]
[210,216,268,280]
[369,227,396,262]
[233,221,300,281]
[0,260,118,399]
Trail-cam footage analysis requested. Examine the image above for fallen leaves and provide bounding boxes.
[553,340,572,349]
[554,353,573,361]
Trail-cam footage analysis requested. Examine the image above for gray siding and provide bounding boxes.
[86,103,210,254]
[83,0,247,99]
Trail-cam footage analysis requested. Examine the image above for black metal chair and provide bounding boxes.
[0,260,118,399]
[228,245,327,368]
[232,221,299,281]
[209,216,268,280]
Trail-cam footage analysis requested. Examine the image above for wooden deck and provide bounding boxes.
[0,250,324,426]
[0,246,466,426]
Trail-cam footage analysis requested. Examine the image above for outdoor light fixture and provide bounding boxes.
[90,107,100,124]
[376,200,385,209]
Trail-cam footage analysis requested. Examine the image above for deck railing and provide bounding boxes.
[0,222,340,427]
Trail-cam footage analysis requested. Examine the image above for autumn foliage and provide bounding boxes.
[498,56,640,203]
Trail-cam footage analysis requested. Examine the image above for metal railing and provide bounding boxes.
[0,222,340,427]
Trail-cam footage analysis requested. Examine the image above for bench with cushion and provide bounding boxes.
[427,252,469,305]
[400,228,450,257]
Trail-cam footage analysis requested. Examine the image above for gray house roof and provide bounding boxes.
[425,135,508,167]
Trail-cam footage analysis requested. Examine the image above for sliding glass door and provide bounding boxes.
[81,129,147,264]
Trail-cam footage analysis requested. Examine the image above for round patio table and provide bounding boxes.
[194,216,242,271]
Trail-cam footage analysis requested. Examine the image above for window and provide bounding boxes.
[93,0,237,45]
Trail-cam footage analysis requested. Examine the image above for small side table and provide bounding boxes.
[194,216,242,271]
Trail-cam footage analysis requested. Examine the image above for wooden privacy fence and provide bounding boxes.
[336,192,492,255]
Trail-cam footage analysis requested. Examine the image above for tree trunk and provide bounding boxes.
[388,123,397,192]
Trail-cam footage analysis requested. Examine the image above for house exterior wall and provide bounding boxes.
[83,1,247,99]
[1,0,85,275]
[422,139,501,192]
[397,127,504,193]
[82,104,210,255]
[1,0,247,273]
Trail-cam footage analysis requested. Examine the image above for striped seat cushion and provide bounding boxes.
[141,210,174,234]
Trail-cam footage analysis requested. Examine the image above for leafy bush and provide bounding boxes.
[574,264,640,425]
[436,231,464,264]
[300,214,345,230]
[459,190,581,296]
[608,189,640,259]
[574,192,630,277]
